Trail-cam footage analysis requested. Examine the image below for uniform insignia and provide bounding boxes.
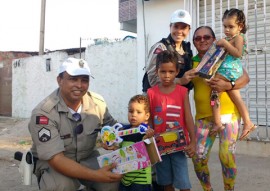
[79,60,84,68]
[154,48,163,54]
[36,116,49,125]
[38,127,51,142]
[178,11,185,18]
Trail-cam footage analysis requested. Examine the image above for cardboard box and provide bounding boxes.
[196,42,227,79]
[155,129,188,156]
[97,137,161,174]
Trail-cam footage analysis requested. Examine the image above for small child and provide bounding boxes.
[103,95,154,191]
[147,50,195,191]
[210,8,256,140]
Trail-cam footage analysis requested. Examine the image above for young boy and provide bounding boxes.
[103,95,154,191]
[147,50,195,191]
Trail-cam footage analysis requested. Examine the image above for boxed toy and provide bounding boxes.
[155,128,188,156]
[97,137,161,174]
[196,42,227,79]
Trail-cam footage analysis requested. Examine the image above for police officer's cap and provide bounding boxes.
[170,9,191,26]
[59,57,93,78]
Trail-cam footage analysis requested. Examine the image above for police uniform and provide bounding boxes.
[145,35,193,91]
[28,88,119,191]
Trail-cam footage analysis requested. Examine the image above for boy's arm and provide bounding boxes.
[183,93,196,158]
[143,127,155,139]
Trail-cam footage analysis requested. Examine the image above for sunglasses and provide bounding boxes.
[194,35,213,42]
[72,113,83,134]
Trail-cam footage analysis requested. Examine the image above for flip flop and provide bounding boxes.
[239,124,257,141]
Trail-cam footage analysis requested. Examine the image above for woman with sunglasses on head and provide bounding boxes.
[183,26,250,191]
[143,9,193,93]
[28,58,122,191]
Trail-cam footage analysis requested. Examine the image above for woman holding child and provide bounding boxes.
[182,26,250,191]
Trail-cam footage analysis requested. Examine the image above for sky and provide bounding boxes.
[0,0,136,51]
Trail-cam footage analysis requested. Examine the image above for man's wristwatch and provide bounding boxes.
[230,80,236,90]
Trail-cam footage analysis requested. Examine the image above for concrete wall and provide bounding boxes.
[12,40,137,123]
[85,39,137,123]
[0,52,35,116]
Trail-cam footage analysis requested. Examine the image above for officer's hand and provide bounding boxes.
[96,163,123,182]
[101,143,119,151]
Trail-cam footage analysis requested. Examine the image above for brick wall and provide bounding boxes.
[119,0,136,22]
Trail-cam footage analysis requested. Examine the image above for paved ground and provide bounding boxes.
[0,117,269,191]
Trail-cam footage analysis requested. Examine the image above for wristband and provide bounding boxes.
[230,80,235,90]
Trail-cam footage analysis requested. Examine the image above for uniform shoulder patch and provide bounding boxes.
[154,47,163,54]
[38,127,51,142]
[36,116,49,125]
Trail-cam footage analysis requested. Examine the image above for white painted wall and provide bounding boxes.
[12,52,70,118]
[12,40,137,123]
[85,40,137,123]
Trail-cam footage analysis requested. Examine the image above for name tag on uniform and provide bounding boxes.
[60,134,71,139]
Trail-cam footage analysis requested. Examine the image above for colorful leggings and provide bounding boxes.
[192,114,240,191]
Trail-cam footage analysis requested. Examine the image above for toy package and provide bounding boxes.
[196,42,227,79]
[97,137,161,174]
[100,123,148,146]
[155,128,188,156]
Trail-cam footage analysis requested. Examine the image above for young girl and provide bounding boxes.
[147,50,195,191]
[210,8,256,140]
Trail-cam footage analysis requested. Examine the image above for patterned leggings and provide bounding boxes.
[192,114,240,191]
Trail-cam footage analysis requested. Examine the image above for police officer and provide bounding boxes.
[28,57,122,191]
[143,9,194,92]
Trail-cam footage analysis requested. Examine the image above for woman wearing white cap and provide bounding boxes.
[142,9,193,93]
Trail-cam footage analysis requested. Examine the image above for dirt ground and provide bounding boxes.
[0,117,37,191]
[0,117,269,191]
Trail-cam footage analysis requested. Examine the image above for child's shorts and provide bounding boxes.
[155,151,191,190]
[217,55,243,81]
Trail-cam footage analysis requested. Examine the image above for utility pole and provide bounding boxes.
[39,0,46,55]
[80,37,82,58]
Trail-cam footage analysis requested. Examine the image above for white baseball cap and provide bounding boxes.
[170,9,191,26]
[59,57,93,77]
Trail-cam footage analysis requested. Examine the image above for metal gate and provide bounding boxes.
[190,0,270,142]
